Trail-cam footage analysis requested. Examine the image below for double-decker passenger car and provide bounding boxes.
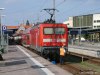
[21,28,32,47]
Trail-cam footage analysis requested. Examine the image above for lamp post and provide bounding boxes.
[0,8,5,45]
[79,16,81,45]
[79,16,83,45]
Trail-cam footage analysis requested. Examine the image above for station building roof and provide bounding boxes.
[7,26,19,29]
[5,24,32,36]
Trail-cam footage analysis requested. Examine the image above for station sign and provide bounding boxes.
[2,25,7,31]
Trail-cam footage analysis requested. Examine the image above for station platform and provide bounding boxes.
[0,45,72,75]
[68,44,100,58]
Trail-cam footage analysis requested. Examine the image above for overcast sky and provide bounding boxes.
[0,0,100,25]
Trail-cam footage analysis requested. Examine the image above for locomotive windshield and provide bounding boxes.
[55,28,65,34]
[44,28,54,34]
[44,27,65,34]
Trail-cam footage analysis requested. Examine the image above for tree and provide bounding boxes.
[26,20,30,25]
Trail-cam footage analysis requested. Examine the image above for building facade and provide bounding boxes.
[64,13,100,29]
[93,14,100,29]
[64,13,100,43]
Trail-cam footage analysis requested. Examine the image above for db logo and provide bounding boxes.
[2,25,7,31]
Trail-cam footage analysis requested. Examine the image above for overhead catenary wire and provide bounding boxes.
[54,1,85,23]
[78,7,100,16]
[56,1,97,22]
[56,0,100,22]
[56,0,67,7]
[31,0,49,23]
[39,0,58,23]
[38,0,49,12]
[57,1,84,15]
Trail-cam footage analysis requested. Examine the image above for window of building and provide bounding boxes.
[97,26,100,28]
[94,20,96,23]
[94,26,96,28]
[97,20,100,23]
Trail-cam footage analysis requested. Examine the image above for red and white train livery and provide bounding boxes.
[21,23,68,57]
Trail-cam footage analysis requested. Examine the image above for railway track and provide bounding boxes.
[69,52,100,64]
[58,53,100,75]
[57,63,97,75]
[25,46,100,75]
[88,58,100,65]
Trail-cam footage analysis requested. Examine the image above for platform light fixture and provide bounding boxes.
[0,8,5,10]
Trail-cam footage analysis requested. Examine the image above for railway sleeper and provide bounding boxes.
[64,63,97,75]
[79,69,97,75]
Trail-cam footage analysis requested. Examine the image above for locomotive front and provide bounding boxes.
[41,23,68,56]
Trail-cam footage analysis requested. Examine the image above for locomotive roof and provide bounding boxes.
[34,22,65,26]
[32,22,66,28]
[22,23,67,33]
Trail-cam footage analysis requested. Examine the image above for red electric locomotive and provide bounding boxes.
[21,9,68,61]
[29,23,68,54]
